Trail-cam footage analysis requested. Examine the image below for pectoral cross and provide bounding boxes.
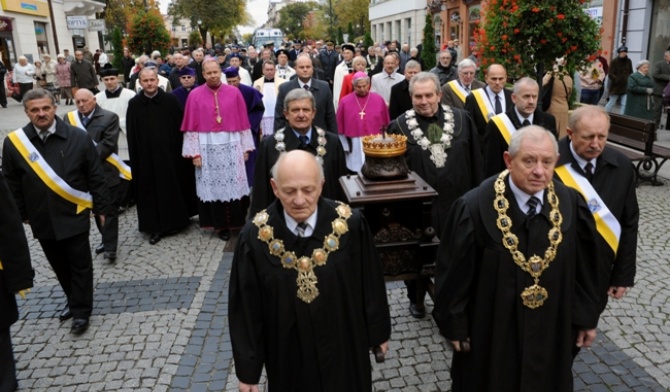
[359,110,365,120]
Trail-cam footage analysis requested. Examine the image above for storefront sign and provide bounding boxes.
[0,0,49,17]
[67,16,88,30]
[0,16,13,32]
[89,19,106,32]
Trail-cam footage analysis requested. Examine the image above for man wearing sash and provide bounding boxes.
[434,126,601,392]
[556,105,638,311]
[464,64,513,152]
[484,77,557,177]
[2,89,111,335]
[64,88,127,263]
[440,58,485,110]
[230,150,390,392]
[387,72,483,319]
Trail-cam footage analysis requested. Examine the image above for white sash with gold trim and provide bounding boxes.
[67,111,132,180]
[555,163,621,253]
[7,128,93,214]
[490,113,517,145]
[472,89,495,123]
[448,80,468,104]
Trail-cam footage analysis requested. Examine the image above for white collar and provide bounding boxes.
[514,107,533,125]
[568,141,596,172]
[508,176,544,214]
[284,208,318,237]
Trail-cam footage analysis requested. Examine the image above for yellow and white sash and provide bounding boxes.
[7,128,93,214]
[67,111,132,181]
[448,80,468,104]
[471,88,496,123]
[490,113,517,145]
[555,163,621,253]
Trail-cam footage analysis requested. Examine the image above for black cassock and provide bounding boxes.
[126,89,198,234]
[229,198,391,391]
[249,127,347,217]
[434,176,601,392]
[387,105,483,237]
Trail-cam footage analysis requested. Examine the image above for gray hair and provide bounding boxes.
[271,151,325,182]
[352,56,367,68]
[138,67,158,79]
[568,105,610,132]
[284,88,315,110]
[636,59,650,70]
[513,77,539,95]
[457,58,477,72]
[22,88,56,109]
[405,60,421,71]
[409,72,441,96]
[436,50,452,61]
[508,126,558,157]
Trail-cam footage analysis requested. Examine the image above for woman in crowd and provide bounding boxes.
[624,59,656,121]
[542,58,573,138]
[55,54,74,105]
[12,56,35,101]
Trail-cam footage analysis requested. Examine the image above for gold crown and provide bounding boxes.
[362,133,407,158]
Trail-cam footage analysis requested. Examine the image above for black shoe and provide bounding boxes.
[218,229,231,241]
[95,243,105,255]
[59,307,73,321]
[409,303,426,319]
[149,233,162,245]
[71,318,89,335]
[105,252,117,263]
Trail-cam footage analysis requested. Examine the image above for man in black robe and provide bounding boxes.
[250,88,347,217]
[0,172,33,391]
[434,126,602,392]
[555,105,638,312]
[387,72,483,318]
[126,68,198,244]
[230,150,390,392]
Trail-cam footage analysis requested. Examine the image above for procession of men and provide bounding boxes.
[1,42,644,392]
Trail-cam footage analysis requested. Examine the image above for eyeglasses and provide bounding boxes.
[180,76,194,79]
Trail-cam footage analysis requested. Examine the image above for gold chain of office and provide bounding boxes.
[494,170,563,309]
[252,202,353,304]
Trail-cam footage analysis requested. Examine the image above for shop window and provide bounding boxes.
[649,0,670,64]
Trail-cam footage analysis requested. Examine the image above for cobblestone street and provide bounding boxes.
[3,101,670,391]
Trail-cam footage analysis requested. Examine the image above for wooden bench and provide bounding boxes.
[607,113,670,186]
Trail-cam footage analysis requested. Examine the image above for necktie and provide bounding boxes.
[303,84,310,91]
[82,116,90,127]
[526,196,540,217]
[465,86,471,94]
[522,119,530,127]
[299,135,309,147]
[584,162,594,181]
[40,130,49,142]
[296,221,308,237]
[494,95,502,114]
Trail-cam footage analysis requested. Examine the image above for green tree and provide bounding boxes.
[476,0,601,80]
[189,30,203,48]
[363,31,373,48]
[347,22,354,41]
[421,14,437,70]
[277,2,317,39]
[334,0,369,38]
[337,26,344,44]
[104,0,149,34]
[126,9,171,55]
[110,27,124,69]
[170,0,250,47]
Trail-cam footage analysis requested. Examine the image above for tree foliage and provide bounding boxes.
[169,0,250,45]
[421,14,437,70]
[103,0,155,34]
[126,9,171,55]
[189,30,203,48]
[363,31,373,48]
[337,26,345,45]
[476,0,602,79]
[277,2,317,39]
[110,27,124,69]
[333,0,369,37]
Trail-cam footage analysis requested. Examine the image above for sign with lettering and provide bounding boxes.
[67,16,88,30]
[89,19,106,31]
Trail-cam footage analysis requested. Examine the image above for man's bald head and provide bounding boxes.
[74,88,96,116]
[270,150,324,222]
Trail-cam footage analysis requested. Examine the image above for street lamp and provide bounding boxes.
[197,19,204,46]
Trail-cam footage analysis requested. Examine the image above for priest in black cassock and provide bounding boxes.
[387,72,483,318]
[230,150,391,392]
[250,88,347,217]
[434,127,602,392]
[126,68,198,245]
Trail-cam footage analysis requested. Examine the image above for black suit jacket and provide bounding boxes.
[274,78,338,134]
[556,137,638,310]
[483,109,557,177]
[63,105,122,187]
[465,87,513,151]
[2,118,111,240]
[388,79,412,121]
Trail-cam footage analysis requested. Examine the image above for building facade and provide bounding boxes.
[369,0,426,47]
[1,0,104,68]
